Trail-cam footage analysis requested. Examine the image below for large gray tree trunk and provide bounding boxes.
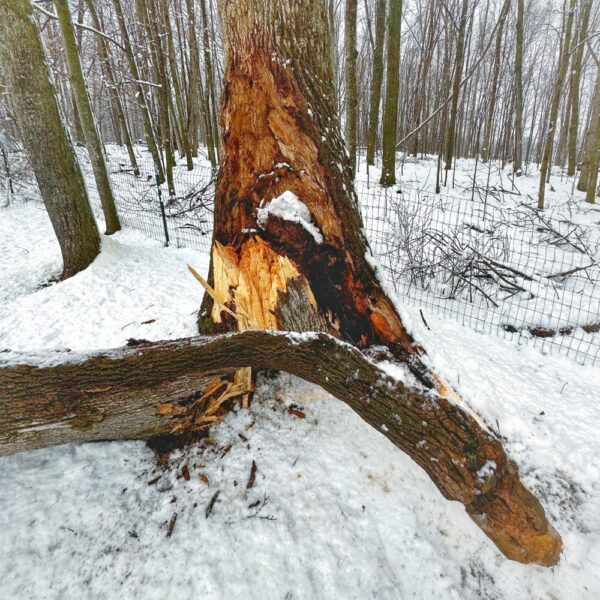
[0,0,100,279]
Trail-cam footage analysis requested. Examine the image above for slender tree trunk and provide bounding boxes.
[556,86,571,167]
[567,0,592,176]
[143,0,175,195]
[84,0,139,176]
[444,0,469,172]
[380,0,402,186]
[581,67,600,202]
[514,0,524,175]
[0,0,100,278]
[366,0,385,166]
[54,0,121,235]
[112,0,164,181]
[163,1,194,170]
[345,0,358,175]
[199,0,220,165]
[585,126,600,204]
[481,0,509,163]
[537,0,576,209]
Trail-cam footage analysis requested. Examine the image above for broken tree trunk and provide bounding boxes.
[0,330,561,566]
[201,0,445,395]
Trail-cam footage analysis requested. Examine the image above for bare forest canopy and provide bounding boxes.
[0,0,598,201]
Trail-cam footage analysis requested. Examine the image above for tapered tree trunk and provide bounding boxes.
[54,0,121,234]
[143,0,175,195]
[163,1,194,170]
[481,0,509,163]
[200,0,435,387]
[380,0,402,186]
[567,0,592,176]
[84,0,139,177]
[537,0,576,209]
[344,0,358,175]
[514,0,524,175]
[584,68,600,204]
[444,0,469,173]
[0,0,100,279]
[366,0,385,166]
[577,67,600,193]
[112,0,164,182]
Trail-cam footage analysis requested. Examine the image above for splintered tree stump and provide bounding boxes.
[199,0,460,401]
[0,331,561,566]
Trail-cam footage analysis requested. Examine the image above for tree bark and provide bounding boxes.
[585,76,600,204]
[54,0,121,235]
[577,65,600,193]
[344,0,358,175]
[380,0,402,186]
[444,0,469,173]
[567,0,592,176]
[112,0,165,182]
[84,0,140,177]
[514,0,524,175]
[537,0,576,209]
[0,0,100,279]
[0,330,562,566]
[366,0,385,166]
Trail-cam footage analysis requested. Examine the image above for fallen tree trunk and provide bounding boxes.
[0,330,561,566]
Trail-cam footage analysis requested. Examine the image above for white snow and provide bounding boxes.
[257,190,323,244]
[1,148,599,599]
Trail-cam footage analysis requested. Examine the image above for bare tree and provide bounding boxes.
[380,0,402,186]
[0,0,100,278]
[366,0,385,166]
[537,0,576,209]
[54,0,121,234]
[345,0,358,174]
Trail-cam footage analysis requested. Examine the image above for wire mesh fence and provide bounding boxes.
[3,148,599,365]
[355,179,600,366]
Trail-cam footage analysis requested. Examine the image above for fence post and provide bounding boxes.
[155,170,170,247]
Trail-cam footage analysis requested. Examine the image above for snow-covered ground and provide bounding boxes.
[1,169,600,598]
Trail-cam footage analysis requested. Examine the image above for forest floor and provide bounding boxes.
[0,152,599,599]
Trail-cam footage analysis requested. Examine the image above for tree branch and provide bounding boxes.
[32,2,125,51]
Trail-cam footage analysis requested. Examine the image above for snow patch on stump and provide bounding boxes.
[257,191,323,244]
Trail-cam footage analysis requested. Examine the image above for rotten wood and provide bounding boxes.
[0,330,561,565]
